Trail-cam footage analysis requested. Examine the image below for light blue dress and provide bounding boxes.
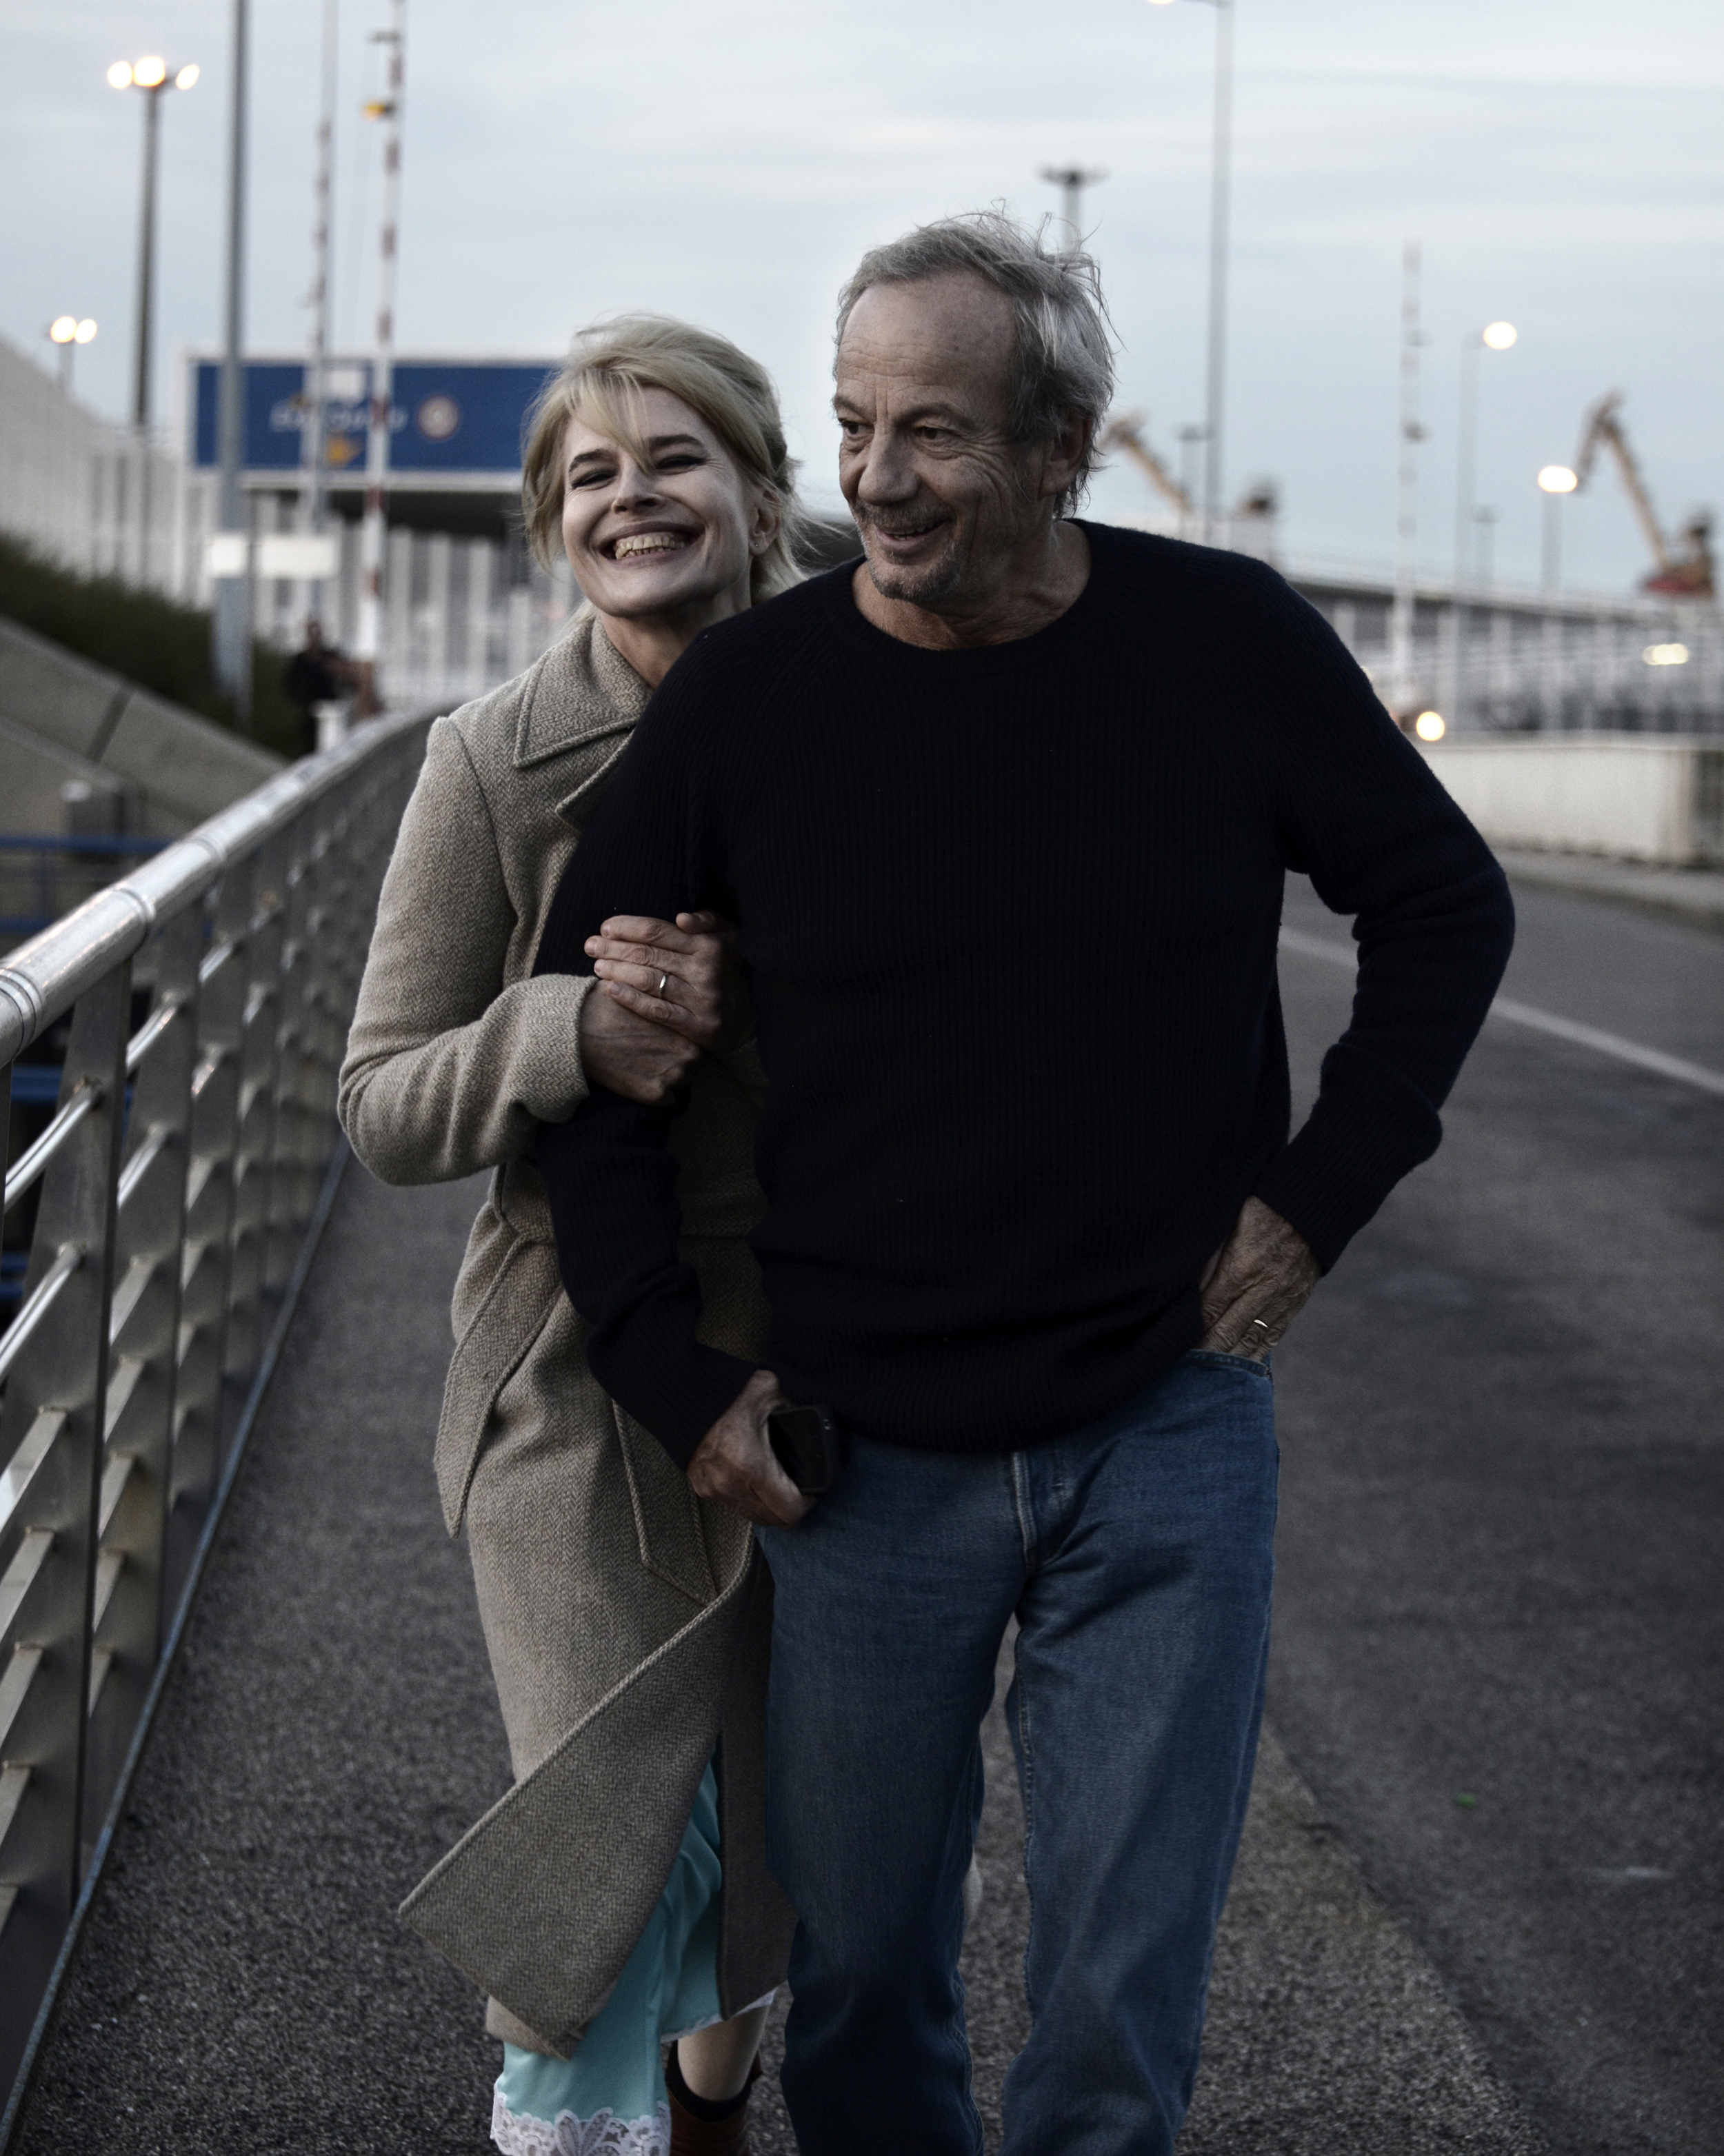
[490,1766,741,2156]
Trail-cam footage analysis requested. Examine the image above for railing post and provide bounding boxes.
[0,963,128,2093]
[81,909,201,1844]
[161,867,251,1614]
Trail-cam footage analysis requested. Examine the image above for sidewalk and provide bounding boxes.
[14,1166,1546,2156]
[1495,847,1724,934]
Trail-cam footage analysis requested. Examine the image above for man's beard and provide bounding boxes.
[854,505,968,607]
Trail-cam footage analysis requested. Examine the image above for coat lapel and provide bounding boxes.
[513,614,652,830]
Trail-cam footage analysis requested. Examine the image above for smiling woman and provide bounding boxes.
[338,314,814,2156]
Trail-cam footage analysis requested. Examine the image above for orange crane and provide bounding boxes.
[1100,412,1279,536]
[1099,412,1190,518]
[1572,392,1714,600]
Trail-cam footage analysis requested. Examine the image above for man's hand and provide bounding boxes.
[685,1369,812,1529]
[585,912,752,1054]
[1199,1197,1321,1358]
[579,985,701,1104]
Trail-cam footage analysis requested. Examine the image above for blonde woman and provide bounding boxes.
[339,318,808,2156]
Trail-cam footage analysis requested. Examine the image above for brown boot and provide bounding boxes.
[665,2044,763,2156]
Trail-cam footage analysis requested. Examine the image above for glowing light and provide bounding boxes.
[75,319,97,344]
[132,55,168,88]
[1537,465,1578,495]
[1414,712,1447,742]
[1145,1,1179,8]
[1481,321,1518,351]
[175,63,199,89]
[107,61,133,88]
[49,316,77,345]
[1642,643,1690,667]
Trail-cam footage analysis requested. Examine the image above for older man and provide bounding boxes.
[532,214,1514,2155]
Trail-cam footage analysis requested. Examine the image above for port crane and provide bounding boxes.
[1572,392,1714,601]
[1099,412,1279,536]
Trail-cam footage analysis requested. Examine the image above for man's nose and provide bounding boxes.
[852,430,918,505]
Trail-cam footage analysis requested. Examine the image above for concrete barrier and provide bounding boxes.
[1420,734,1724,866]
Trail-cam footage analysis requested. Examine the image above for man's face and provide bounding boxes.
[834,274,1048,612]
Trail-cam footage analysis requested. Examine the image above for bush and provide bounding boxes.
[0,534,311,759]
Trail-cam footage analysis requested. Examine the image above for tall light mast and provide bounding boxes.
[354,0,404,713]
[303,0,338,582]
[1388,241,1425,721]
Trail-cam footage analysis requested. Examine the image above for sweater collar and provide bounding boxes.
[513,611,651,772]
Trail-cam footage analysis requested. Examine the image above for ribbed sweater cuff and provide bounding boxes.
[589,1323,760,1471]
[1252,1041,1443,1272]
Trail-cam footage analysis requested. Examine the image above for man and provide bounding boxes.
[283,616,352,750]
[532,213,1514,2155]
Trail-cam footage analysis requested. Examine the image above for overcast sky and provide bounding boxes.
[6,0,1721,595]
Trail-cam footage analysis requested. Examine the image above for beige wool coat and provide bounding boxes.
[338,614,794,2057]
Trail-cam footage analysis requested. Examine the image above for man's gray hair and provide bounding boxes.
[835,210,1116,514]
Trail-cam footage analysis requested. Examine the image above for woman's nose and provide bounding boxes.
[610,461,660,511]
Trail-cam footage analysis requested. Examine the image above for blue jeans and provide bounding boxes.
[757,1350,1279,2156]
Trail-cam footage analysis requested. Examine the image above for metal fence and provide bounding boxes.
[0,707,437,2135]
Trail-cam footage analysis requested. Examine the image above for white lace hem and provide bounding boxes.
[492,2088,669,2156]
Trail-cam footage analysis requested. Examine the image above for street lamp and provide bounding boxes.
[1452,319,1515,727]
[47,316,97,394]
[1039,164,1107,249]
[108,55,199,430]
[1454,321,1516,591]
[1537,463,1577,593]
[1146,0,1234,545]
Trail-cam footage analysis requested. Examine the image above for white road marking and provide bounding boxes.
[1276,925,1724,1100]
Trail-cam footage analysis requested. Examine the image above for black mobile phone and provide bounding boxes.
[767,1403,843,1495]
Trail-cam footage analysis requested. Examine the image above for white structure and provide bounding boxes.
[5,328,1720,728]
[0,332,574,710]
[1421,734,1724,865]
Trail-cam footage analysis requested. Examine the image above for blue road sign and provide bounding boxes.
[190,357,559,478]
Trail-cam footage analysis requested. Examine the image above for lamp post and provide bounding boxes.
[355,0,407,716]
[106,57,199,430]
[47,317,97,395]
[212,0,252,723]
[1452,319,1515,725]
[1537,463,1577,593]
[1039,164,1107,249]
[1146,0,1234,545]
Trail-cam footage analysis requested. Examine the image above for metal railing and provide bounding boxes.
[0,707,438,2135]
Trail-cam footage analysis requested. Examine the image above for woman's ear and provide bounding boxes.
[750,487,782,557]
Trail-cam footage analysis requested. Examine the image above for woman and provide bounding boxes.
[339,316,806,2156]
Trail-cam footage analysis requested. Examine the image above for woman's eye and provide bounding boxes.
[568,469,612,490]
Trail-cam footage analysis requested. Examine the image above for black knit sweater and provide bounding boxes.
[534,524,1514,1464]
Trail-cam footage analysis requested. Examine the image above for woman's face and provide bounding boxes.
[560,387,774,625]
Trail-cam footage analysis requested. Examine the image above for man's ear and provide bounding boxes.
[1037,410,1092,504]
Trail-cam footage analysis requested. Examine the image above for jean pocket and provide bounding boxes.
[1184,1347,1273,1379]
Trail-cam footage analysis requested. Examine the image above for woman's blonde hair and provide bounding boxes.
[521,314,807,604]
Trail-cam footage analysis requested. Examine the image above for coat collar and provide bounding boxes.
[513,612,651,772]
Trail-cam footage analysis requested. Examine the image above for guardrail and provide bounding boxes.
[0,707,439,2136]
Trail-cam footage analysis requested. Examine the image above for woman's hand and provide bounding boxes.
[584,911,753,1054]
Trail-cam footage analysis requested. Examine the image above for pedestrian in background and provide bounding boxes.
[532,213,1517,2155]
[340,316,807,2156]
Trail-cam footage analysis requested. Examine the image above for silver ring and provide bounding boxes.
[656,971,669,998]
[1250,1318,1271,1334]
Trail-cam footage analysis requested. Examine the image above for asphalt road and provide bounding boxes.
[12,870,1718,2155]
[1267,874,1724,2156]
